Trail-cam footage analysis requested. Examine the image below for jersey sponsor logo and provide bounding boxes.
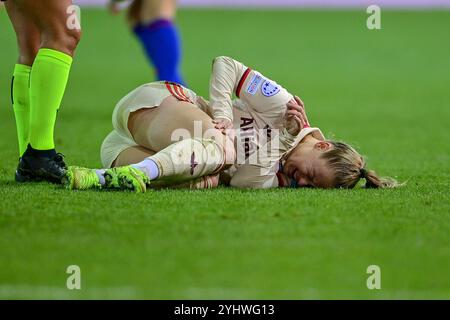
[240,117,255,159]
[264,124,272,140]
[261,80,280,97]
[246,74,263,95]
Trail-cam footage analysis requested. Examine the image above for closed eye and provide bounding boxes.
[308,170,318,188]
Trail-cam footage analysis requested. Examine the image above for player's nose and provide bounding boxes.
[297,177,309,187]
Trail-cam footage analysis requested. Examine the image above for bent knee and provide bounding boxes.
[42,28,82,56]
[61,28,82,55]
[223,136,236,166]
[202,128,236,166]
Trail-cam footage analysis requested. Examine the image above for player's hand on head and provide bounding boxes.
[287,96,309,124]
[284,95,310,135]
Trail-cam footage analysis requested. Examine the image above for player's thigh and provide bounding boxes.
[140,0,176,22]
[127,0,143,26]
[112,146,155,167]
[5,0,40,65]
[14,0,81,56]
[145,101,225,152]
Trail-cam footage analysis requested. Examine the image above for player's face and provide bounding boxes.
[284,142,335,188]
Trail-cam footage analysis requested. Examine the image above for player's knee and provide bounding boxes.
[223,136,236,166]
[63,28,82,55]
[202,128,236,166]
[42,28,82,56]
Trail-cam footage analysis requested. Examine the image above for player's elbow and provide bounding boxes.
[230,179,258,189]
[230,172,277,189]
[214,55,230,61]
[229,177,262,189]
[212,56,233,67]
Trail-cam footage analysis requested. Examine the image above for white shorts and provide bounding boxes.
[100,131,137,168]
[100,82,197,168]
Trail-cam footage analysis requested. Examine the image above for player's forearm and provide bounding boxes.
[149,174,219,189]
[174,174,220,189]
[209,56,247,122]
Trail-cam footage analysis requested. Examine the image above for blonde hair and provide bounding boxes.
[321,141,400,189]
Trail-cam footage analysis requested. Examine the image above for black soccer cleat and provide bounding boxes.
[15,145,67,184]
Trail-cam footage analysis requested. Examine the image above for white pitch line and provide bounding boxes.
[0,285,139,299]
[0,284,447,299]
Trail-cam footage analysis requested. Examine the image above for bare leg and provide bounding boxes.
[5,1,40,66]
[113,146,155,167]
[65,98,227,191]
[128,0,176,26]
[9,0,81,183]
[5,1,41,156]
[14,0,81,57]
[128,0,184,84]
[128,96,233,156]
[122,98,234,187]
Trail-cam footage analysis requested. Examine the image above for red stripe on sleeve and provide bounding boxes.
[236,68,251,98]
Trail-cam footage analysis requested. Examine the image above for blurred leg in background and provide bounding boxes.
[110,0,185,85]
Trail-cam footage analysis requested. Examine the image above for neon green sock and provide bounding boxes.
[12,64,32,156]
[29,48,73,150]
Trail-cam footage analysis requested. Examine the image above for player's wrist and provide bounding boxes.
[213,116,233,123]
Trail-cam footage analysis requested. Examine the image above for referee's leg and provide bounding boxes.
[5,0,40,158]
[11,0,82,183]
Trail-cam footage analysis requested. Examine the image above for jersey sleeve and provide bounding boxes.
[209,56,293,122]
[209,56,248,122]
[236,69,292,117]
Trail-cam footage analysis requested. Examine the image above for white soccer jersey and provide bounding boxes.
[208,56,325,188]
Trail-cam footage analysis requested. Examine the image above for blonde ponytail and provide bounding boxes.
[321,141,402,189]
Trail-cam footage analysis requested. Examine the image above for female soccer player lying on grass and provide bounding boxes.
[64,56,399,192]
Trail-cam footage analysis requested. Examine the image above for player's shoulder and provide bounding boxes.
[239,68,292,107]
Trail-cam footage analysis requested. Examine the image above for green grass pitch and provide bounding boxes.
[0,8,449,299]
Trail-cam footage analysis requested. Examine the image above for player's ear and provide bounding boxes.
[314,141,332,151]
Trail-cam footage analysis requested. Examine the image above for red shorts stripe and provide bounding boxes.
[179,86,193,104]
[165,82,177,97]
[236,68,252,98]
[173,85,186,101]
[165,82,187,102]
[174,84,191,103]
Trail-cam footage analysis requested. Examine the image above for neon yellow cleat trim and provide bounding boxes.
[104,166,150,193]
[63,166,101,190]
